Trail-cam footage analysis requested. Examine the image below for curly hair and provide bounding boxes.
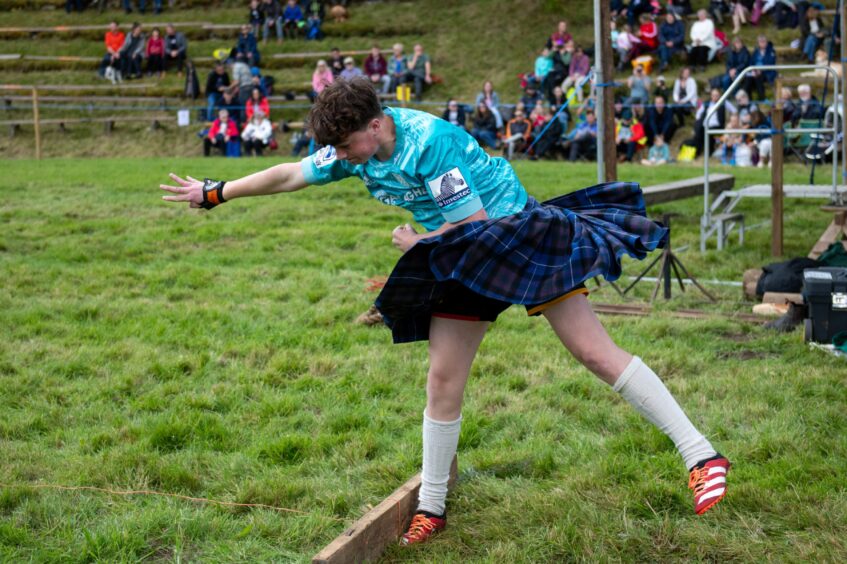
[306,78,383,146]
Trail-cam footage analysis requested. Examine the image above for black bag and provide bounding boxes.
[184,60,201,100]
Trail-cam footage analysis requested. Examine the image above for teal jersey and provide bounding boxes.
[299,107,528,232]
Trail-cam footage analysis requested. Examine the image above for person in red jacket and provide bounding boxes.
[145,27,165,77]
[638,13,659,52]
[204,109,239,156]
[245,87,270,121]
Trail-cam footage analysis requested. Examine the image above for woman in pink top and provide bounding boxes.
[311,59,334,101]
[146,27,165,77]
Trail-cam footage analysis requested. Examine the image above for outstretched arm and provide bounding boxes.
[160,161,310,208]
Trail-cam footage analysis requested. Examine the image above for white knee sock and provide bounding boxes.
[417,411,461,516]
[613,356,717,470]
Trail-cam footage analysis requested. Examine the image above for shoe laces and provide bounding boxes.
[688,466,705,493]
[404,514,436,542]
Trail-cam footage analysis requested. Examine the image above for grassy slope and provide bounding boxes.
[1,159,846,561]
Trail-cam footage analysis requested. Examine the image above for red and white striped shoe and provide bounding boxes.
[688,454,730,515]
[400,512,446,545]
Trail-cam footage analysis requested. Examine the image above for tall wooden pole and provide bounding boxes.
[841,0,846,191]
[31,87,41,160]
[771,78,784,257]
[597,0,617,181]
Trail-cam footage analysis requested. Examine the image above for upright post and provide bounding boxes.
[772,78,784,257]
[594,0,604,183]
[597,0,617,181]
[841,0,847,191]
[31,87,41,160]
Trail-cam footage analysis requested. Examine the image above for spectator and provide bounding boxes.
[329,47,345,77]
[641,134,670,165]
[470,102,499,149]
[801,5,828,63]
[231,55,253,104]
[184,59,201,99]
[119,22,145,80]
[304,0,324,19]
[615,23,642,71]
[249,66,270,96]
[388,43,407,94]
[731,0,754,34]
[66,0,84,13]
[690,88,727,156]
[205,61,231,121]
[562,45,590,102]
[261,0,283,44]
[204,109,239,157]
[145,27,165,77]
[721,36,750,92]
[796,83,823,124]
[688,9,718,72]
[283,0,304,39]
[547,42,569,97]
[123,0,161,15]
[780,86,798,125]
[503,107,532,160]
[236,24,261,66]
[733,89,758,121]
[751,108,774,167]
[215,88,243,126]
[242,110,274,156]
[774,0,800,29]
[164,24,187,75]
[548,85,571,132]
[340,56,364,81]
[364,45,390,93]
[708,0,731,24]
[245,86,271,121]
[441,99,467,130]
[615,111,639,162]
[638,13,659,53]
[747,35,777,100]
[658,11,685,72]
[646,95,676,145]
[535,47,553,96]
[290,126,313,156]
[248,0,264,37]
[546,20,572,49]
[530,105,564,160]
[404,43,432,102]
[520,83,544,114]
[475,80,503,129]
[305,10,323,40]
[626,0,654,26]
[311,59,334,101]
[653,74,670,100]
[673,66,698,126]
[714,113,743,164]
[667,0,694,17]
[627,63,652,105]
[563,109,598,161]
[98,21,125,79]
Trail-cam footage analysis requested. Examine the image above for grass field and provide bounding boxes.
[1,158,846,561]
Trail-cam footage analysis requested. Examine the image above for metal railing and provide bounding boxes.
[701,64,842,251]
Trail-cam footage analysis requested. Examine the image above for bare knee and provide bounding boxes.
[569,342,632,383]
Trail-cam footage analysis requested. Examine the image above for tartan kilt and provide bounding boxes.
[375,181,668,343]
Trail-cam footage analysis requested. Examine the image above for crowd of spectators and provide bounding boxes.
[435,1,839,168]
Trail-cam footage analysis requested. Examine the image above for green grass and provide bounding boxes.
[1,158,846,561]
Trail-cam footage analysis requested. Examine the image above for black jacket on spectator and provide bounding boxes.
[658,18,685,48]
[472,111,497,133]
[725,45,750,76]
[165,32,187,57]
[796,96,823,124]
[646,106,676,143]
[800,14,828,45]
[205,70,231,97]
[441,106,467,130]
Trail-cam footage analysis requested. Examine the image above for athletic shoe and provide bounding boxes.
[688,454,730,515]
[400,511,446,545]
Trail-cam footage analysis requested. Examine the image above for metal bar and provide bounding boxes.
[707,127,838,134]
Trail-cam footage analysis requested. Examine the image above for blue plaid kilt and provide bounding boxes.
[374,181,668,343]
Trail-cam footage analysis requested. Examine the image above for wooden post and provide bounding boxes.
[31,87,41,159]
[771,78,784,257]
[598,0,617,181]
[312,457,458,563]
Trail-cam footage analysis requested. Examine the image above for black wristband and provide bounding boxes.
[201,178,226,210]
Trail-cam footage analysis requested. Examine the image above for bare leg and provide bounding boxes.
[426,316,489,420]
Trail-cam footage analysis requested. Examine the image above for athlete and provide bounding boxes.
[161,78,730,545]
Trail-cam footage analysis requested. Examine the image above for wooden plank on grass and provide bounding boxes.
[312,456,457,564]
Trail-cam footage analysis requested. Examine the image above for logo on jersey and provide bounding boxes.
[314,145,337,168]
[427,168,470,208]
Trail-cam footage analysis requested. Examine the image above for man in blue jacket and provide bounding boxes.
[721,37,750,93]
[646,95,676,145]
[747,35,777,101]
[658,12,685,72]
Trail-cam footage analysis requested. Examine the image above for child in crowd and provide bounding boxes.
[641,134,670,166]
